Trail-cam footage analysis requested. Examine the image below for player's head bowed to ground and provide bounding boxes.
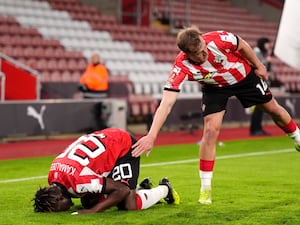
[33,128,179,214]
[34,183,74,212]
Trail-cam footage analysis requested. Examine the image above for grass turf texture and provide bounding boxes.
[0,136,300,225]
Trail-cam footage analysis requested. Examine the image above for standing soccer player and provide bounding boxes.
[33,128,179,214]
[132,26,300,204]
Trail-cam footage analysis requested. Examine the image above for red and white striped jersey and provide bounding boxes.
[164,31,252,90]
[48,128,132,197]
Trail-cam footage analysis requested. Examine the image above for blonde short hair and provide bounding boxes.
[176,26,203,53]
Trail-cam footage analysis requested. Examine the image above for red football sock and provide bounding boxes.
[200,159,215,171]
[278,119,298,133]
[135,194,142,210]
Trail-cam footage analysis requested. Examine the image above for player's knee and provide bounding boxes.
[203,124,221,140]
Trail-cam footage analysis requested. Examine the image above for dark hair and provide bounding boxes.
[176,26,203,53]
[257,37,271,55]
[33,186,61,212]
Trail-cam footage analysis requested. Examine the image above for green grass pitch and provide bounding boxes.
[0,136,300,225]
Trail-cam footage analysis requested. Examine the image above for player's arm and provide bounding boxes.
[76,178,130,214]
[236,36,268,80]
[146,90,178,139]
[132,90,178,157]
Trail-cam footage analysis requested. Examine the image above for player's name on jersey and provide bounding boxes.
[50,162,76,176]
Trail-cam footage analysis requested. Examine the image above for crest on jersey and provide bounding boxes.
[214,55,225,64]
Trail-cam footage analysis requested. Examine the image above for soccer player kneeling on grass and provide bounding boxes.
[33,128,179,214]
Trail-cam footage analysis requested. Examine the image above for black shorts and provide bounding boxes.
[202,68,273,117]
[109,136,140,190]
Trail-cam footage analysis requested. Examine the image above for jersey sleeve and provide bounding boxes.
[217,31,239,52]
[164,64,187,91]
[73,167,105,194]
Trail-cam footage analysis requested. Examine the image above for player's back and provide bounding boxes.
[48,128,133,191]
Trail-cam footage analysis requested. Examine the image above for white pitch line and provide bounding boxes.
[141,148,294,167]
[0,149,294,184]
[0,175,47,183]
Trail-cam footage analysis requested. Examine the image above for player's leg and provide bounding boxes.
[199,111,225,204]
[200,86,229,204]
[110,139,142,210]
[115,141,178,210]
[261,98,300,151]
[135,177,180,210]
[81,178,180,211]
[238,70,300,150]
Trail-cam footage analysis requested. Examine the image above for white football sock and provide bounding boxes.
[288,127,300,144]
[199,171,213,191]
[136,185,168,209]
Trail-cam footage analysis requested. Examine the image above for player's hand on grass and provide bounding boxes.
[71,209,95,215]
[132,135,155,157]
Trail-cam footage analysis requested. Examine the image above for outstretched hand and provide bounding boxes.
[132,135,155,157]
